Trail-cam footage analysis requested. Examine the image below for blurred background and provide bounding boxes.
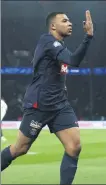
[1,1,106,121]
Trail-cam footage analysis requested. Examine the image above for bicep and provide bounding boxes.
[56,48,71,65]
[45,41,65,61]
[45,41,72,66]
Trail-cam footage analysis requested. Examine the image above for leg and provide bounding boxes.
[1,108,43,171]
[10,130,34,158]
[49,105,81,184]
[1,130,34,171]
[56,127,81,185]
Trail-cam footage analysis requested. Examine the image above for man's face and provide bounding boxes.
[51,14,72,37]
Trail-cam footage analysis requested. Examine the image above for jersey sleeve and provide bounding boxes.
[45,40,65,61]
[42,34,72,65]
[45,34,93,67]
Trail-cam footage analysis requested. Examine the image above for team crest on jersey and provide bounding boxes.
[53,41,61,47]
[60,64,68,74]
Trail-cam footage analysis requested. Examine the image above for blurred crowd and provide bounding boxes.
[1,74,106,121]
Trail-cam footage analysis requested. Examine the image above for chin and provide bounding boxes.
[64,33,72,37]
[67,32,72,36]
[61,32,72,38]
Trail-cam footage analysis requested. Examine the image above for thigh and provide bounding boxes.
[48,105,79,134]
[19,108,44,140]
[10,129,33,154]
[55,127,81,157]
[55,127,80,148]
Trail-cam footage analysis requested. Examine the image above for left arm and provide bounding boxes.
[70,34,93,67]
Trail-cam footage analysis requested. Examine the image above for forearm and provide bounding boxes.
[70,34,93,67]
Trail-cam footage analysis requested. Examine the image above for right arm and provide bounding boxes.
[46,10,93,68]
[46,35,93,68]
[57,34,93,67]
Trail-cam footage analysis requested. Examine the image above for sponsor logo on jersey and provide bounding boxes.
[60,64,68,74]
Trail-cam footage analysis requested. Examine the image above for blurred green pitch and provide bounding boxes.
[1,129,106,184]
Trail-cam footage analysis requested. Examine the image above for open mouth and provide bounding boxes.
[69,29,72,32]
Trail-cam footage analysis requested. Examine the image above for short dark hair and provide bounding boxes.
[46,12,64,28]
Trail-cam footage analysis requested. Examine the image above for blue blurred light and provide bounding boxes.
[1,67,106,75]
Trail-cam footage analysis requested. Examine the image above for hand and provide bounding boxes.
[83,10,93,36]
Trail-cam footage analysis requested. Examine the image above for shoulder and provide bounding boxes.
[39,33,63,47]
[39,33,56,43]
[36,34,65,55]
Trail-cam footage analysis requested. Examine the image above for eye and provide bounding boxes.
[63,19,67,22]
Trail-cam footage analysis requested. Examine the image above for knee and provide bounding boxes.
[11,144,29,157]
[18,145,28,155]
[65,143,82,157]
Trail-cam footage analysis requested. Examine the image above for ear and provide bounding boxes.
[51,23,56,30]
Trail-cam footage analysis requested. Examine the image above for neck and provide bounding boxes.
[49,30,64,41]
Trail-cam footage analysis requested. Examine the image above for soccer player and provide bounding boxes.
[1,98,8,142]
[1,10,93,184]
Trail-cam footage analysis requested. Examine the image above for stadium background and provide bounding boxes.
[1,1,106,184]
[1,0,106,121]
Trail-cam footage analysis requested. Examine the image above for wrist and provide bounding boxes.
[86,32,93,36]
[85,34,93,39]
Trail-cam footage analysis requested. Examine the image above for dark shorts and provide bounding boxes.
[19,104,79,140]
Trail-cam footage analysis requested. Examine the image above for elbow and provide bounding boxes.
[70,59,80,67]
[70,64,79,67]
